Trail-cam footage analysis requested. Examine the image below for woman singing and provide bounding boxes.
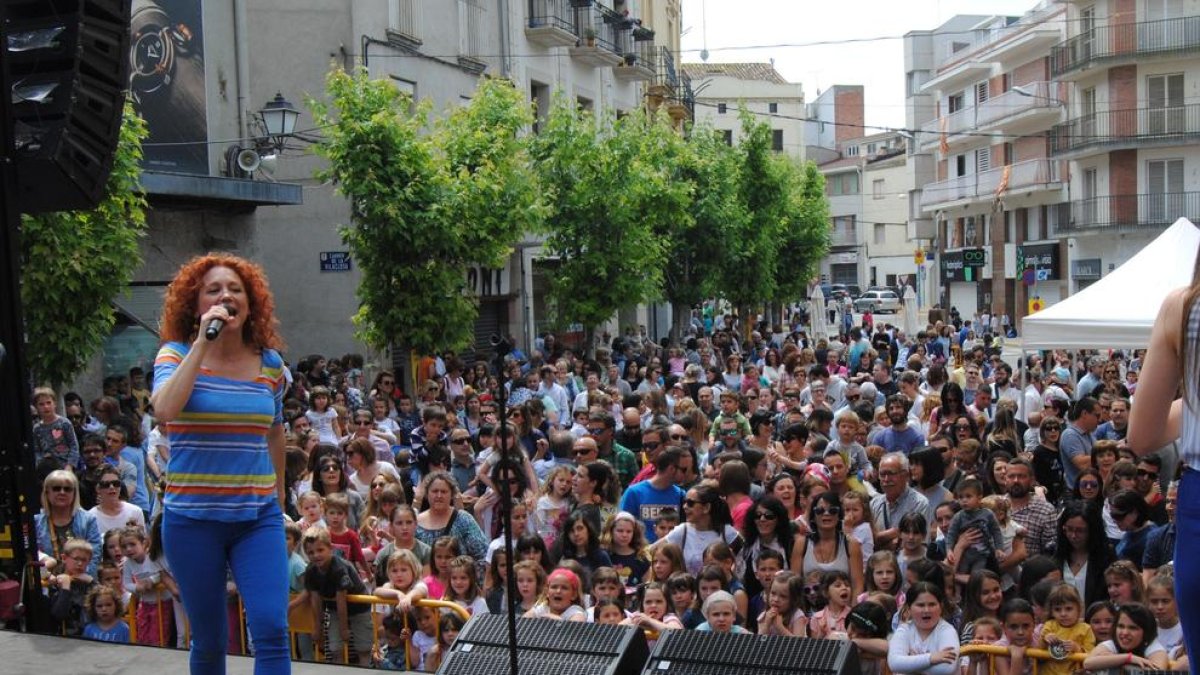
[150,254,289,674]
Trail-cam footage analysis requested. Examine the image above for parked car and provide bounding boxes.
[854,289,902,313]
[830,283,861,299]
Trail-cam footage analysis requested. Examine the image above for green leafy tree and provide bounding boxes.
[20,102,148,388]
[773,160,830,307]
[530,99,679,350]
[719,108,788,334]
[661,124,746,344]
[312,70,540,356]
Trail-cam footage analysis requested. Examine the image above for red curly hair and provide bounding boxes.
[159,253,284,350]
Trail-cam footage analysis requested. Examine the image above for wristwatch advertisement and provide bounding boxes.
[129,0,208,175]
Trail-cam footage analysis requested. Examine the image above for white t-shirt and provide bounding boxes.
[89,502,145,536]
[662,523,741,575]
[307,408,340,444]
[1097,638,1166,658]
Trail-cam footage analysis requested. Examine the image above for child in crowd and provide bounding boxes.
[324,493,370,580]
[624,581,683,639]
[602,512,651,589]
[102,528,124,569]
[757,570,807,637]
[697,590,746,633]
[375,549,427,617]
[749,549,786,621]
[841,491,874,567]
[297,527,372,666]
[896,513,929,580]
[963,616,1004,675]
[667,572,699,629]
[593,598,626,625]
[48,538,96,636]
[649,542,686,583]
[587,567,627,620]
[485,501,529,564]
[306,386,339,444]
[1104,560,1145,605]
[995,598,1037,675]
[297,491,326,531]
[410,605,439,670]
[981,495,1024,593]
[1037,583,1095,675]
[1086,600,1116,644]
[945,479,1005,577]
[374,504,431,586]
[444,554,487,616]
[484,549,509,613]
[553,511,612,576]
[285,521,308,593]
[1146,572,1183,658]
[810,569,853,639]
[862,550,902,603]
[702,542,747,620]
[695,565,735,626]
[377,613,412,671]
[97,561,128,607]
[121,525,176,647]
[424,612,465,672]
[424,536,460,600]
[533,465,573,547]
[846,601,890,675]
[1082,602,1170,670]
[82,585,129,643]
[512,560,546,615]
[525,568,586,621]
[654,507,680,543]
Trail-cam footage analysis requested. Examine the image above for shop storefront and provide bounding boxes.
[941,248,986,319]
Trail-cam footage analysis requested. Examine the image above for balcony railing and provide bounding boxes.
[526,0,579,47]
[1052,192,1200,233]
[1049,104,1200,155]
[922,82,1064,148]
[654,45,679,96]
[614,30,656,80]
[1051,15,1200,76]
[920,159,1061,210]
[975,81,1065,128]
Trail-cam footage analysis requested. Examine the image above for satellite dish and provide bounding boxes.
[236,147,261,174]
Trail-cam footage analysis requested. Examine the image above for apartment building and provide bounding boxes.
[681,62,806,160]
[86,0,686,393]
[909,2,1070,322]
[908,0,1200,324]
[1048,0,1200,293]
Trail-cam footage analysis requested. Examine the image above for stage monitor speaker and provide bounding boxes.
[2,0,132,214]
[436,613,648,675]
[642,628,860,675]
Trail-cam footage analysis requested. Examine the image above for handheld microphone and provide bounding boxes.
[204,303,237,341]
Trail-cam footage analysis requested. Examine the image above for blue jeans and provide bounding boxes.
[164,503,290,675]
[1176,468,1200,670]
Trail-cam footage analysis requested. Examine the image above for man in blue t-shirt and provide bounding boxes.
[874,394,925,456]
[619,446,688,543]
[1060,397,1101,490]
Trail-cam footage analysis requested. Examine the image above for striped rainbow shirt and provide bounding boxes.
[154,341,285,521]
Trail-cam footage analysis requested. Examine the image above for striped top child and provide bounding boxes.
[154,341,285,521]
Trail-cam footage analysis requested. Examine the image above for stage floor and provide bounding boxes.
[0,630,397,674]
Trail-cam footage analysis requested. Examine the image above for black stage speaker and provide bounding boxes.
[642,629,860,675]
[436,613,649,675]
[2,0,131,213]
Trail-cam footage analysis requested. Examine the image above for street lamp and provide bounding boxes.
[258,92,301,152]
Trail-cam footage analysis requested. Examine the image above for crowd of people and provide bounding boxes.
[27,306,1189,674]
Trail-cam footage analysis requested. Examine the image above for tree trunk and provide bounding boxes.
[670,303,691,347]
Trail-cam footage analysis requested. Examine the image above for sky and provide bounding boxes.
[678,0,1048,131]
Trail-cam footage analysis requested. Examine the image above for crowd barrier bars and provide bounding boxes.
[959,643,1087,675]
[288,593,468,668]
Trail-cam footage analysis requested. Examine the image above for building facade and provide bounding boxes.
[88,0,685,393]
[906,0,1200,325]
[681,62,806,160]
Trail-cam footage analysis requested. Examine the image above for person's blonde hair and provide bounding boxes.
[386,548,423,584]
[32,386,56,404]
[40,469,81,514]
[302,526,333,548]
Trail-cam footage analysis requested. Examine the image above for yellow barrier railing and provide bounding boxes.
[959,644,1087,675]
[288,594,470,668]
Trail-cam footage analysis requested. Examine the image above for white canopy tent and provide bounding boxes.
[1020,218,1199,350]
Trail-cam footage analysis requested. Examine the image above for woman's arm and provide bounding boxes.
[1129,287,1188,454]
[848,537,864,598]
[1000,531,1027,572]
[790,537,807,575]
[269,423,286,510]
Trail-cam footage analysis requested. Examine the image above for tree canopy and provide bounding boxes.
[20,102,148,388]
